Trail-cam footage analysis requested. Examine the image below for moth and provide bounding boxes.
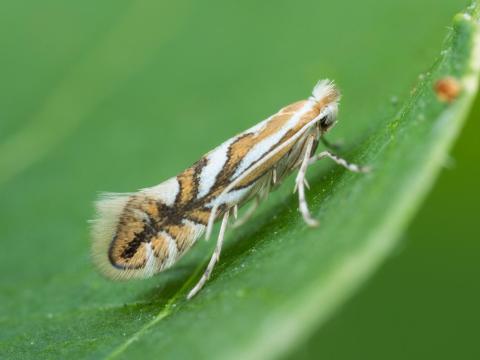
[91,80,368,299]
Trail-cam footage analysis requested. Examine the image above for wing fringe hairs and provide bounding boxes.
[91,193,135,280]
[91,181,207,281]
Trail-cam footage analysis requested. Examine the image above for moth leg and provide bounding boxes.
[295,136,319,227]
[187,210,230,299]
[232,196,259,228]
[321,137,343,151]
[308,150,370,173]
[205,203,220,241]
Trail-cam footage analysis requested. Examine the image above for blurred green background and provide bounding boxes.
[0,0,478,359]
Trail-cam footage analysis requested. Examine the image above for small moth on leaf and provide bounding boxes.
[91,80,369,299]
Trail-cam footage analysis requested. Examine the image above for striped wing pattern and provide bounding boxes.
[92,83,338,280]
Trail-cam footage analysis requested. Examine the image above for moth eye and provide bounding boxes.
[320,115,331,128]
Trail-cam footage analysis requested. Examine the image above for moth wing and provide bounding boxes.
[225,116,320,195]
[91,179,205,281]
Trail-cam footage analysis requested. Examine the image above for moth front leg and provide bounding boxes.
[295,142,370,227]
[321,137,343,151]
[308,151,370,173]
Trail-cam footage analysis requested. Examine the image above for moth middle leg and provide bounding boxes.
[232,168,276,229]
[232,196,259,228]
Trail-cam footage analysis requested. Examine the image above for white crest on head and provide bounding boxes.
[310,79,341,131]
[310,79,340,103]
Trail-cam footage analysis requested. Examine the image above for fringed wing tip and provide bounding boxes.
[90,193,139,281]
[312,79,341,102]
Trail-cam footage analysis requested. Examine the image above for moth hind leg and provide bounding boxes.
[187,210,230,299]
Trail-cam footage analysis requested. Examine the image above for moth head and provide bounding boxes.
[311,79,340,133]
[319,102,339,133]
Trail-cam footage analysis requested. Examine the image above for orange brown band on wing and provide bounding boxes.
[199,102,313,199]
[150,233,170,262]
[176,157,208,205]
[107,191,209,270]
[232,134,301,189]
[228,107,321,190]
[107,153,213,270]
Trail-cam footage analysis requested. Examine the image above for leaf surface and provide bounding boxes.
[0,1,478,359]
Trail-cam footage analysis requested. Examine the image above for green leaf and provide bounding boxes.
[0,1,478,359]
